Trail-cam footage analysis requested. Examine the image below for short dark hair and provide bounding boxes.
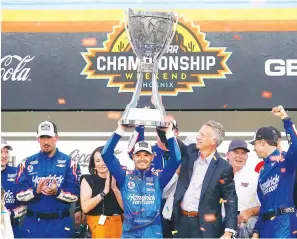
[269,126,281,139]
[88,146,105,175]
[267,140,278,147]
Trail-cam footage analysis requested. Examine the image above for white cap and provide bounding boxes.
[133,141,153,154]
[36,120,57,138]
[1,138,13,151]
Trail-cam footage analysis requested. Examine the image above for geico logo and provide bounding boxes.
[265,59,297,76]
[32,175,64,187]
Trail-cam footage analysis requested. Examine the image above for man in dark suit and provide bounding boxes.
[172,120,238,238]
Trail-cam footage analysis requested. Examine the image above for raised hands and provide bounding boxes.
[271,105,288,119]
[103,171,111,195]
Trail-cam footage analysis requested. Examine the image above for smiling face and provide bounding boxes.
[227,148,248,171]
[253,139,268,159]
[132,151,154,170]
[94,151,108,174]
[1,147,9,170]
[196,125,217,151]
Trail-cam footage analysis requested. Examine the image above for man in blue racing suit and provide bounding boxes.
[102,120,181,238]
[15,120,81,238]
[250,105,297,238]
[127,115,182,238]
[1,138,27,238]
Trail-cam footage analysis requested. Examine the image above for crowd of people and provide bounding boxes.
[1,105,297,238]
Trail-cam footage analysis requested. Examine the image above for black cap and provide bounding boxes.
[249,127,279,145]
[269,126,281,139]
[228,139,250,152]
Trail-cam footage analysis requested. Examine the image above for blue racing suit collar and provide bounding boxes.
[264,148,280,164]
[133,168,153,177]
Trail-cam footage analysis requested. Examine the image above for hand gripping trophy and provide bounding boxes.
[121,9,178,127]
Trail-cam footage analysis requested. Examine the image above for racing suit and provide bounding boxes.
[15,149,81,238]
[102,130,181,238]
[253,117,297,238]
[1,165,27,238]
[128,126,180,237]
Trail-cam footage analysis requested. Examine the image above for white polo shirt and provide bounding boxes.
[234,164,261,212]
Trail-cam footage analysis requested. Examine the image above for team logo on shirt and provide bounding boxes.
[7,173,17,181]
[127,181,135,190]
[241,182,249,187]
[32,174,64,187]
[260,174,279,195]
[30,160,38,165]
[128,194,155,204]
[27,165,34,173]
[4,190,15,204]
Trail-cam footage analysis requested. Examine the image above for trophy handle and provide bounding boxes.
[122,69,143,121]
[151,64,166,123]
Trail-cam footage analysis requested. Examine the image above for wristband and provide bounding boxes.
[100,191,106,198]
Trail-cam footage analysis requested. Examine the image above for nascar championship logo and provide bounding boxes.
[81,17,232,96]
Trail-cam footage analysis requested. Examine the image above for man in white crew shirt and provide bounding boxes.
[226,139,260,235]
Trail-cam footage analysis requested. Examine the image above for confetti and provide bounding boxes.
[270,216,276,221]
[261,91,272,99]
[219,179,225,184]
[223,104,228,108]
[200,227,206,231]
[292,230,297,235]
[172,230,178,235]
[233,34,241,40]
[249,197,256,202]
[219,198,227,204]
[107,111,122,120]
[224,25,231,32]
[204,214,217,222]
[57,98,66,105]
[82,38,97,47]
[281,168,286,173]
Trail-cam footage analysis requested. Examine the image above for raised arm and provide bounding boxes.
[102,122,128,188]
[272,105,297,170]
[159,123,182,190]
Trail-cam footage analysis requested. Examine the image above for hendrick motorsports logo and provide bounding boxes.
[81,17,232,96]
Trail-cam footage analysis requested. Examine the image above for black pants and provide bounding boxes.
[161,199,175,238]
[174,215,203,238]
[162,217,175,238]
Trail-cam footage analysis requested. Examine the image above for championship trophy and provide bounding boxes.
[121,9,178,127]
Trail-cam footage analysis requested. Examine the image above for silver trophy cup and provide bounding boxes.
[121,9,178,127]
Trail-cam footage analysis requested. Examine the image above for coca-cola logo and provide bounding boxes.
[1,55,35,82]
[69,149,91,167]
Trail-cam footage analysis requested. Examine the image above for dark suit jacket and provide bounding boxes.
[173,143,238,238]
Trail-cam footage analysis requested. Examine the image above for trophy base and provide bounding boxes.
[122,108,169,128]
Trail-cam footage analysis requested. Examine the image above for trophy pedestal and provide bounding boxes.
[121,108,169,127]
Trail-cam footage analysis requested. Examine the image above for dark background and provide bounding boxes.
[2,32,297,110]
